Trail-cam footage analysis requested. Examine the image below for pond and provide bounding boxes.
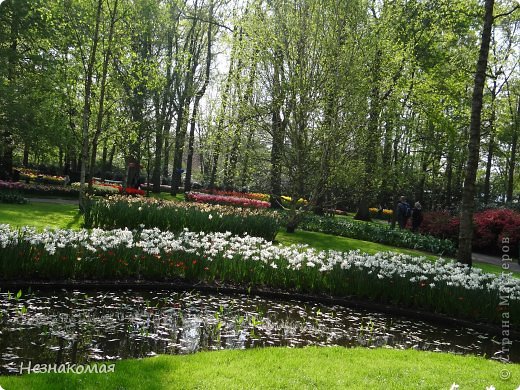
[0,288,518,374]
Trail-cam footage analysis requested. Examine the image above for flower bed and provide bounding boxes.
[0,180,78,197]
[201,189,270,202]
[71,182,119,196]
[186,191,270,208]
[0,224,518,326]
[16,168,66,185]
[90,181,145,196]
[369,207,393,221]
[298,214,456,256]
[84,196,281,241]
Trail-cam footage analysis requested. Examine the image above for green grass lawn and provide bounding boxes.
[0,201,82,230]
[148,192,185,202]
[276,229,520,278]
[0,347,517,389]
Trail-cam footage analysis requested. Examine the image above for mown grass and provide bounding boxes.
[0,201,81,230]
[0,347,517,389]
[276,229,520,278]
[148,192,185,202]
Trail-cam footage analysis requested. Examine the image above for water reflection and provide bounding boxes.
[0,289,517,374]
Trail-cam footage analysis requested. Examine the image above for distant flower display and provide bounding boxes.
[187,192,270,208]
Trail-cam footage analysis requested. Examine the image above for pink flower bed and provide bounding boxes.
[186,192,270,208]
[0,181,25,190]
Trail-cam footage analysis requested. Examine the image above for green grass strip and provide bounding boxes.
[0,202,81,230]
[1,347,518,389]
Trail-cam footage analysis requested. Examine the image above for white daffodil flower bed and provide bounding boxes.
[0,224,518,325]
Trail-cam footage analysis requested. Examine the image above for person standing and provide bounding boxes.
[412,201,423,232]
[396,196,411,229]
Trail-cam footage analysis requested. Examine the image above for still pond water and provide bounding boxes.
[0,288,517,374]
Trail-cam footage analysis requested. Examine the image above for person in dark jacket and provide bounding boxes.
[411,201,423,232]
[396,196,411,229]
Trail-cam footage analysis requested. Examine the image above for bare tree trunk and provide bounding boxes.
[458,0,495,266]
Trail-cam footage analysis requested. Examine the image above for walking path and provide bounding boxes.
[27,197,79,205]
[472,252,520,273]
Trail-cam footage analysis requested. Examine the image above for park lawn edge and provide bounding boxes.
[0,347,518,389]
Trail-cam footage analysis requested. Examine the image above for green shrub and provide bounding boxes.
[297,214,456,256]
[0,191,27,204]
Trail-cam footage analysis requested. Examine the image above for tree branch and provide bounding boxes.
[494,5,519,20]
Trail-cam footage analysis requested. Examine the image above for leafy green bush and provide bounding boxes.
[83,195,281,241]
[0,191,27,204]
[297,214,456,256]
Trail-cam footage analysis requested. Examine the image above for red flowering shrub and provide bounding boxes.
[473,209,520,254]
[419,209,520,255]
[418,212,459,240]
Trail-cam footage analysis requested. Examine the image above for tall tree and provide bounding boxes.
[458,0,495,266]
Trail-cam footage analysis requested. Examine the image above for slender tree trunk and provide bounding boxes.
[269,51,284,209]
[162,137,170,178]
[185,5,213,193]
[170,99,190,195]
[445,145,454,206]
[1,3,18,180]
[506,98,519,202]
[79,0,103,210]
[458,0,495,266]
[355,48,382,221]
[209,27,241,189]
[483,83,497,204]
[23,143,29,167]
[101,140,108,179]
[88,0,118,191]
[107,143,116,173]
[185,99,202,193]
[153,32,173,193]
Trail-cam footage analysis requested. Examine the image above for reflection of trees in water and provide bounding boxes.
[0,289,517,373]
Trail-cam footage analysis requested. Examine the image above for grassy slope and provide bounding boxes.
[276,229,520,278]
[1,347,518,389]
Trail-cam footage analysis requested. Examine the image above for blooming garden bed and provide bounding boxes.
[84,195,281,241]
[186,191,270,208]
[0,224,518,327]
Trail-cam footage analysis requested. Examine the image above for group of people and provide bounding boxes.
[396,196,423,232]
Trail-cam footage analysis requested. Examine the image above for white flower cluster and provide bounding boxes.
[1,224,519,300]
